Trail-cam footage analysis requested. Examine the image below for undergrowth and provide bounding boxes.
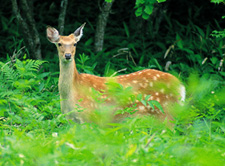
[0,1,224,165]
[0,56,224,166]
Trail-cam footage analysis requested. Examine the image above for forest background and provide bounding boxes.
[0,0,225,165]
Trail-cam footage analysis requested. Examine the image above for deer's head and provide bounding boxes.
[47,23,86,63]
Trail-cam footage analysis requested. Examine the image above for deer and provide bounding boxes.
[46,23,185,123]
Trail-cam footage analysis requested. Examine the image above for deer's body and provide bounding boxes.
[47,23,185,123]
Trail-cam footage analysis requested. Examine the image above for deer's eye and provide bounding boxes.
[58,43,62,47]
[74,43,77,46]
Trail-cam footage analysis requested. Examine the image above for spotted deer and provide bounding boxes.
[46,23,185,123]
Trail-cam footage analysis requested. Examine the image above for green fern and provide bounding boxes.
[0,61,18,83]
[0,58,46,102]
[14,59,46,78]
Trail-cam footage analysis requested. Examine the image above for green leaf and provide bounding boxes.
[125,144,137,158]
[210,0,224,4]
[145,95,151,101]
[148,101,155,111]
[176,34,183,49]
[142,12,150,20]
[144,5,153,15]
[123,22,130,38]
[148,100,164,113]
[157,0,167,2]
[137,94,142,101]
[141,100,147,106]
[135,0,145,5]
[153,58,163,70]
[135,7,143,17]
[211,57,218,65]
[105,0,113,3]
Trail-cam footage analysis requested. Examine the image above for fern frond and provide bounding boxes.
[15,59,46,78]
[0,61,18,82]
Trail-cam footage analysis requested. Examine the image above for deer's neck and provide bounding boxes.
[59,59,79,98]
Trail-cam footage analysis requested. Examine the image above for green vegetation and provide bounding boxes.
[0,52,224,165]
[0,0,225,165]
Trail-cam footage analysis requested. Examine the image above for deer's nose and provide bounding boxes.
[65,53,71,60]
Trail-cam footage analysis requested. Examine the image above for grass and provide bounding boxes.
[1,114,224,165]
[0,58,225,166]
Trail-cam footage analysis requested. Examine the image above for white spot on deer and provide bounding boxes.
[127,83,131,87]
[156,74,160,78]
[180,85,186,102]
[138,105,145,111]
[132,80,138,84]
[153,76,157,81]
[89,87,92,92]
[150,96,154,100]
[138,72,143,75]
[132,73,137,75]
[101,95,106,99]
[165,95,169,99]
[156,98,160,102]
[147,73,151,76]
[149,82,153,87]
[143,77,148,82]
[155,92,159,96]
[134,92,139,95]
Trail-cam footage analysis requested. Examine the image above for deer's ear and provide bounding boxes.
[74,23,86,42]
[46,26,60,43]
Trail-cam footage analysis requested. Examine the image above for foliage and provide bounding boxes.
[0,0,225,165]
[0,58,64,133]
[0,55,225,165]
[211,0,225,4]
[135,0,167,19]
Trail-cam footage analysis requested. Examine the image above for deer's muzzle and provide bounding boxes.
[65,53,71,60]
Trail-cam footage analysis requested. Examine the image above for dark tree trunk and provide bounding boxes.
[11,0,42,60]
[58,0,68,35]
[150,2,169,37]
[94,0,115,53]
